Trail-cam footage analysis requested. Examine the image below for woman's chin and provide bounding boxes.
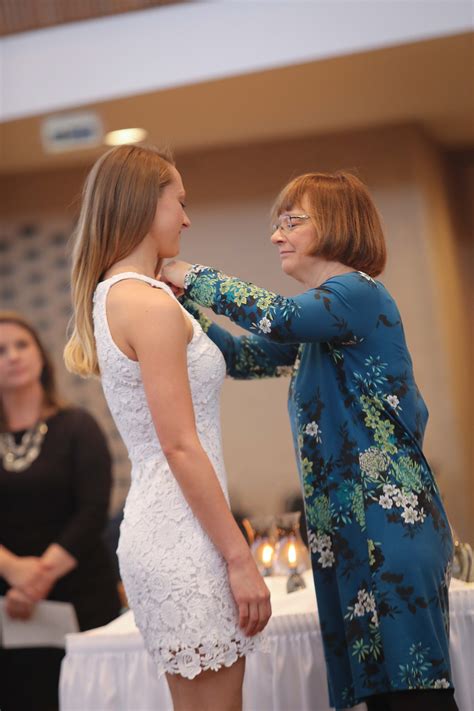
[161,247,180,259]
[280,260,294,276]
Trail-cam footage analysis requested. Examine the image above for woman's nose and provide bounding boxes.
[271,228,284,245]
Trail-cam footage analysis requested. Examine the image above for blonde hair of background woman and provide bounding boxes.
[64,144,174,378]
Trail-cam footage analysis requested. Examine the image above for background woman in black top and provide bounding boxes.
[0,311,121,711]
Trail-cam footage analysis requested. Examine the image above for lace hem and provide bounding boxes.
[152,633,268,680]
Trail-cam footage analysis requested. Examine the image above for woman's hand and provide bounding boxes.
[4,556,55,601]
[5,588,36,620]
[160,260,192,292]
[227,553,272,637]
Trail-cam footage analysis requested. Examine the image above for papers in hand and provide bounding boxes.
[0,597,79,648]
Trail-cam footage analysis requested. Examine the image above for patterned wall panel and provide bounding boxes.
[0,218,130,513]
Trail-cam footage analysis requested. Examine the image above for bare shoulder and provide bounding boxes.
[107,279,174,309]
[105,278,191,356]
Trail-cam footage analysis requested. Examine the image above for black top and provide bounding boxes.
[0,407,121,631]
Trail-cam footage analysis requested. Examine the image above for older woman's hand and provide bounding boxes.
[160,260,192,294]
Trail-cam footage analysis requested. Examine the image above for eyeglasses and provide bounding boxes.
[271,214,310,236]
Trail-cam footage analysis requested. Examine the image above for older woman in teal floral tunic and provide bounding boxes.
[162,172,457,711]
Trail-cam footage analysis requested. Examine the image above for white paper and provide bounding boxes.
[0,597,79,649]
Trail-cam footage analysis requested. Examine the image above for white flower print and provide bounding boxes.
[365,596,376,613]
[359,447,389,477]
[348,588,379,626]
[309,532,334,567]
[393,490,406,508]
[379,482,425,527]
[386,394,400,409]
[403,492,418,508]
[258,317,272,334]
[305,421,322,441]
[308,531,318,554]
[383,484,398,497]
[319,549,335,568]
[401,507,419,524]
[309,532,331,554]
[434,679,450,689]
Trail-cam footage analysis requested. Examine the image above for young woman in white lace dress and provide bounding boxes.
[64,144,271,711]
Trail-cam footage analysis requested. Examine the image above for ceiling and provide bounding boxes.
[0,0,182,37]
[1,32,472,175]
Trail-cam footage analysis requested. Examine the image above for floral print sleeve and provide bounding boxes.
[184,265,381,345]
[180,296,297,379]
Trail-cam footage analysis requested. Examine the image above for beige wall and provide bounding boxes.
[1,123,472,539]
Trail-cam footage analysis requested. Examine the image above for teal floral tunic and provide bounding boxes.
[182,266,454,709]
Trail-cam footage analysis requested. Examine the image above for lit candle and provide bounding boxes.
[288,542,297,570]
[261,543,274,577]
[286,541,306,593]
[262,544,273,566]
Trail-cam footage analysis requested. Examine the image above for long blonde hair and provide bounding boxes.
[64,144,175,377]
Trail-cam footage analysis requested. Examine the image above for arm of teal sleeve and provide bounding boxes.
[180,296,298,379]
[184,266,381,345]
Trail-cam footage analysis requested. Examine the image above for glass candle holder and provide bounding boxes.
[243,515,275,576]
[273,511,311,575]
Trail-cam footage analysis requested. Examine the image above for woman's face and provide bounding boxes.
[0,323,44,393]
[149,167,191,258]
[270,196,318,279]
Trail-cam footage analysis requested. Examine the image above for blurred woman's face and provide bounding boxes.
[148,167,191,258]
[0,323,44,393]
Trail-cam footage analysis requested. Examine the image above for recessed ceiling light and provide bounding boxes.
[104,128,148,146]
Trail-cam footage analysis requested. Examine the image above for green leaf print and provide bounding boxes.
[351,483,366,531]
[306,494,333,534]
[391,456,423,493]
[192,275,219,307]
[360,395,397,455]
[352,639,370,662]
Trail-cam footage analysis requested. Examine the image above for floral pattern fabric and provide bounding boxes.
[183,266,454,709]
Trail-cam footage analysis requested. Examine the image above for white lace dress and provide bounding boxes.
[93,273,260,679]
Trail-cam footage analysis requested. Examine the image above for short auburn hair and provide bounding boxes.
[271,171,387,277]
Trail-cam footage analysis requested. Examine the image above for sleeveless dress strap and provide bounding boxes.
[98,272,176,299]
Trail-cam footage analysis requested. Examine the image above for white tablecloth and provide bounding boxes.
[60,574,474,711]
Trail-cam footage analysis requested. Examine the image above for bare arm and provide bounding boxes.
[109,281,271,635]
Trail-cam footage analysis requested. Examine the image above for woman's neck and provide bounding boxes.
[103,237,159,281]
[2,383,46,431]
[300,259,354,289]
